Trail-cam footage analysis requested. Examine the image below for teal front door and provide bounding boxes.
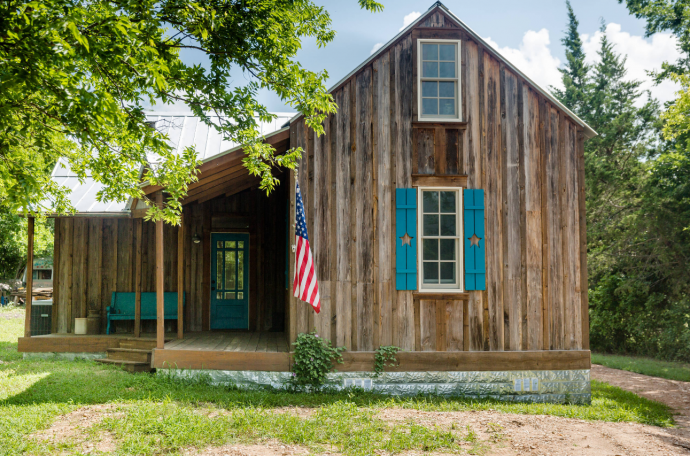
[211,233,249,329]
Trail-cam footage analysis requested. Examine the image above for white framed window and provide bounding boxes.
[418,39,462,122]
[418,188,463,291]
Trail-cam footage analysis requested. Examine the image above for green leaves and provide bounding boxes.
[0,0,382,223]
[291,331,345,389]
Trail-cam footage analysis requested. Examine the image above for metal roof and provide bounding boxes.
[50,112,294,214]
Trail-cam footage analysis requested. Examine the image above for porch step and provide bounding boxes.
[118,339,158,350]
[106,348,152,363]
[95,358,153,373]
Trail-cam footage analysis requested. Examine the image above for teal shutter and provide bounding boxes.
[396,188,417,290]
[464,189,486,290]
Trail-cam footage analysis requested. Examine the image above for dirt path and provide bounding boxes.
[592,364,690,451]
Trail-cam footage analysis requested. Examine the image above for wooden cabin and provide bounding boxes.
[18,3,594,400]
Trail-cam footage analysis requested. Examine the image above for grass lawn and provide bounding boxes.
[0,306,676,456]
[592,352,690,382]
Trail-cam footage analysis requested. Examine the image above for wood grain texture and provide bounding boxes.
[156,193,165,349]
[24,218,34,337]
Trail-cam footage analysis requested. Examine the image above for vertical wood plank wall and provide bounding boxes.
[289,9,587,352]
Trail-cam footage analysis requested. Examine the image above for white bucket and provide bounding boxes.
[74,318,87,335]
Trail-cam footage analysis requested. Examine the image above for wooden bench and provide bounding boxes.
[106,292,185,335]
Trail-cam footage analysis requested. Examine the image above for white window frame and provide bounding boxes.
[417,187,464,292]
[417,39,463,122]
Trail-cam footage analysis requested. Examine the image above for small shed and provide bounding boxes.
[19,2,594,401]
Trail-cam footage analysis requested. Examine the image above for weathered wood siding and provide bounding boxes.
[289,7,587,352]
[53,184,288,334]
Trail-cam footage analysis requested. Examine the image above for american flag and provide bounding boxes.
[293,180,321,313]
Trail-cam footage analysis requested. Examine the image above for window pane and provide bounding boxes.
[217,241,223,248]
[439,62,455,78]
[440,262,456,284]
[440,239,455,260]
[439,44,455,61]
[422,43,438,60]
[439,81,455,98]
[226,241,235,248]
[423,239,438,260]
[422,98,438,115]
[216,292,223,299]
[238,292,244,299]
[238,241,244,249]
[224,292,235,300]
[225,251,236,290]
[422,61,438,78]
[423,191,439,212]
[440,214,456,236]
[423,262,439,284]
[238,251,244,290]
[440,191,456,213]
[423,214,439,236]
[216,251,223,287]
[422,81,437,97]
[439,99,455,116]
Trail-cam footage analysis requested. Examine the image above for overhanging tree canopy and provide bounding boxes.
[0,0,383,223]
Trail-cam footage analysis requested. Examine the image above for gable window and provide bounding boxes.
[418,40,461,121]
[419,188,463,290]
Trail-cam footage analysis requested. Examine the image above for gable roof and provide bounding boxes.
[291,1,596,139]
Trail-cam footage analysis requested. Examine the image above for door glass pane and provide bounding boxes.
[216,292,223,299]
[216,251,223,287]
[225,292,235,300]
[440,191,456,213]
[422,98,437,115]
[238,251,244,290]
[238,292,244,299]
[440,262,455,284]
[440,239,455,260]
[423,214,439,236]
[238,241,244,249]
[226,241,235,248]
[422,43,438,60]
[217,241,223,248]
[439,44,455,61]
[423,239,438,260]
[440,214,456,236]
[423,262,439,284]
[225,251,236,290]
[423,191,439,212]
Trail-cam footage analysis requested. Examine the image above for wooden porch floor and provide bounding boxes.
[164,332,289,352]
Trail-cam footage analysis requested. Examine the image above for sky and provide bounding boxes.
[156,0,682,113]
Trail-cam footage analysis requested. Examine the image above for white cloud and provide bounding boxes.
[483,29,563,93]
[581,23,681,104]
[400,11,422,31]
[370,42,384,55]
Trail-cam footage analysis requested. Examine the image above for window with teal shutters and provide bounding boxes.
[396,188,417,290]
[463,189,486,290]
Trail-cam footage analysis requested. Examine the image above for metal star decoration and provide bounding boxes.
[400,232,413,246]
[469,234,482,247]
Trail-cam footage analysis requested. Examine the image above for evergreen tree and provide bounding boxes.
[552,0,590,114]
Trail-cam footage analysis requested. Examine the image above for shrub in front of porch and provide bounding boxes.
[291,331,345,389]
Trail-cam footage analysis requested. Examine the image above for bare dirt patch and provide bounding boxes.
[379,409,690,455]
[32,404,120,454]
[189,441,312,456]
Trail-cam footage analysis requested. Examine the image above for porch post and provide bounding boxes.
[156,192,165,349]
[177,212,184,339]
[134,218,142,338]
[23,216,35,338]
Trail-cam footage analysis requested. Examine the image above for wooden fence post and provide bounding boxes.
[23,217,35,338]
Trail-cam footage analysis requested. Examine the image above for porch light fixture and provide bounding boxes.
[192,232,201,244]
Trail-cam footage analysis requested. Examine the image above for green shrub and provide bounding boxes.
[291,331,345,389]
